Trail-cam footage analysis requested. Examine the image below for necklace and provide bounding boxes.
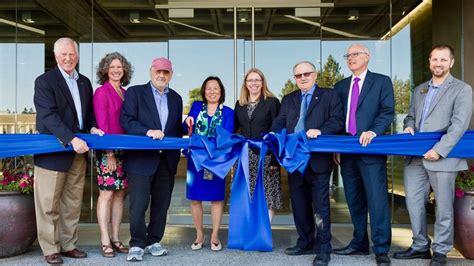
[112,83,124,101]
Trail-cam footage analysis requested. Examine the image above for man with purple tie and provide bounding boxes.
[333,44,395,266]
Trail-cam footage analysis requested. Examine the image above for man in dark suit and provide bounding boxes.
[271,61,344,266]
[121,58,183,262]
[333,44,394,266]
[33,37,103,264]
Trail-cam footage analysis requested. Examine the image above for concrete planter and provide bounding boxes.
[454,191,474,259]
[0,191,37,257]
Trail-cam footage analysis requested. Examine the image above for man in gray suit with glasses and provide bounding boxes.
[394,44,472,266]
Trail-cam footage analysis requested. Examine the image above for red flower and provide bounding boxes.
[455,188,465,198]
[19,181,28,188]
[106,177,115,186]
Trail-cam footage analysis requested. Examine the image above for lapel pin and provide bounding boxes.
[420,87,428,94]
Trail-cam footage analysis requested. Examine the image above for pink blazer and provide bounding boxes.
[93,81,126,134]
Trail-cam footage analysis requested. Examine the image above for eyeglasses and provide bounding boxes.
[246,79,262,83]
[294,72,314,79]
[343,52,368,60]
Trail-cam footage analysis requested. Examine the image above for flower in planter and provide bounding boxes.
[0,157,34,195]
[455,165,474,198]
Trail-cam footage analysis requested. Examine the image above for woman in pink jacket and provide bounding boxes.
[93,52,133,257]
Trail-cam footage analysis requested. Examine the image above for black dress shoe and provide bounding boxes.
[332,245,369,255]
[430,252,447,265]
[393,247,431,259]
[284,245,316,256]
[375,253,391,266]
[313,253,331,266]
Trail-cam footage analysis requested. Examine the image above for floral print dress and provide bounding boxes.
[96,151,128,190]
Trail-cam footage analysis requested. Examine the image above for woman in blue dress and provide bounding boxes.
[184,76,234,251]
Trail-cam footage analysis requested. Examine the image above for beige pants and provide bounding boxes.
[34,154,86,256]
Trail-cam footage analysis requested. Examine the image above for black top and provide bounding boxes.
[234,96,280,139]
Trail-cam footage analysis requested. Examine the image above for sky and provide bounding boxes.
[0,25,411,112]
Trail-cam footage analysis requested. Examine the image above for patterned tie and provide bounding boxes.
[348,77,360,136]
[294,93,309,132]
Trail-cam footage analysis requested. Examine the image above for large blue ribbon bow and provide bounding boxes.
[185,127,273,251]
[1,129,474,251]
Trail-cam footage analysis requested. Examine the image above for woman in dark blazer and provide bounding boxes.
[234,68,282,222]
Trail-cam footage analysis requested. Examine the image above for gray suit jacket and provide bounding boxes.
[403,74,472,171]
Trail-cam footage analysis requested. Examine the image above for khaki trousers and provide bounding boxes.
[34,154,86,256]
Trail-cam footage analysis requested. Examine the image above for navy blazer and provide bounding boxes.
[33,66,96,172]
[271,87,344,174]
[334,70,395,162]
[121,83,184,177]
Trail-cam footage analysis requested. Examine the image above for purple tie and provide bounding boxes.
[348,77,360,136]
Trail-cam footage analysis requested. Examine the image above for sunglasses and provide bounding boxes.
[294,71,314,79]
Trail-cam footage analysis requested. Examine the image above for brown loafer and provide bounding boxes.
[44,253,63,264]
[60,248,87,258]
[111,240,129,253]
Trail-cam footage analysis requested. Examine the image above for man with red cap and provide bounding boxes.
[121,57,184,261]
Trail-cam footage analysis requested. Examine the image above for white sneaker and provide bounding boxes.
[145,243,168,256]
[127,247,144,261]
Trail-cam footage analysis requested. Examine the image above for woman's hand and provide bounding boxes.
[186,116,194,128]
[106,152,117,171]
[186,117,194,136]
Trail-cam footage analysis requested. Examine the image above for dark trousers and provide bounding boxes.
[128,161,175,248]
[340,154,391,254]
[288,166,332,254]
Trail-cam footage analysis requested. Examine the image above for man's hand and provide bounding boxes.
[404,127,415,135]
[306,129,321,139]
[90,127,104,136]
[359,131,376,147]
[70,137,89,154]
[424,149,440,161]
[333,153,340,165]
[147,129,165,140]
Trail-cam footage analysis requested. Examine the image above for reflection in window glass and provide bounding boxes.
[80,42,168,89]
[170,39,233,110]
[0,44,43,133]
[256,40,321,98]
[17,44,44,113]
[322,41,391,78]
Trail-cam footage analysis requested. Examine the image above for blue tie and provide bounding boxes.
[294,93,309,132]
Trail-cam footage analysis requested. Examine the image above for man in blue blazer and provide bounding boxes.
[333,44,394,266]
[121,58,183,262]
[271,61,344,266]
[33,37,103,264]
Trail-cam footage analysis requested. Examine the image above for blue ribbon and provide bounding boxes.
[227,139,272,251]
[186,128,244,179]
[265,130,474,174]
[184,127,273,251]
[1,130,474,251]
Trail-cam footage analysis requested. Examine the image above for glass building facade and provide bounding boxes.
[1,0,472,223]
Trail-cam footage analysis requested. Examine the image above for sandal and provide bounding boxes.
[101,244,115,258]
[111,239,129,253]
